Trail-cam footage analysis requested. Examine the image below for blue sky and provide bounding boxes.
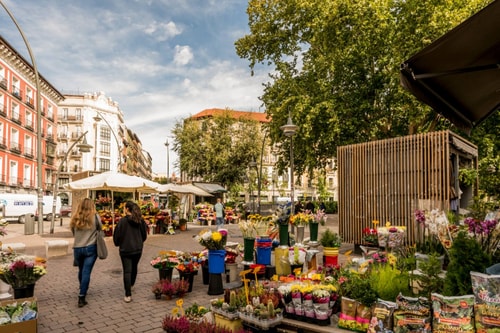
[0,0,267,175]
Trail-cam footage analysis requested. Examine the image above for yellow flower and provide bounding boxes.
[212,231,222,242]
[172,308,179,315]
[176,299,184,307]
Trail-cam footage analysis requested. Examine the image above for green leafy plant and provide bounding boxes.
[369,264,411,300]
[443,231,492,296]
[410,253,445,298]
[319,228,342,248]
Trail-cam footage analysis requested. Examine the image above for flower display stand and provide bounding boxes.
[296,226,305,244]
[214,313,243,331]
[309,223,319,244]
[225,263,239,283]
[279,224,289,246]
[201,263,209,285]
[208,273,224,295]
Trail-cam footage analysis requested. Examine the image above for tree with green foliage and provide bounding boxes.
[171,109,264,193]
[235,0,492,179]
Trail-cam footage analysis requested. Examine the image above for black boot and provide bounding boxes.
[78,295,87,307]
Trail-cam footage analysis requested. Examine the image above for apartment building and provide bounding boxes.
[0,36,64,195]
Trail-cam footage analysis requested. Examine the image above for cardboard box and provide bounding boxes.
[0,297,37,333]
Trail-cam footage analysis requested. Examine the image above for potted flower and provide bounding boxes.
[0,253,47,299]
[174,279,190,298]
[319,228,342,266]
[150,250,180,280]
[152,280,164,299]
[273,205,291,246]
[194,229,228,274]
[309,209,327,243]
[290,212,313,244]
[239,219,257,263]
[178,218,188,231]
[288,245,306,274]
[362,227,379,247]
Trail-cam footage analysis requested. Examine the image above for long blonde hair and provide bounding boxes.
[70,198,97,230]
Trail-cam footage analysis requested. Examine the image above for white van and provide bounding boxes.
[42,195,62,221]
[0,193,37,223]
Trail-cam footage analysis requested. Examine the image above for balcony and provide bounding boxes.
[0,137,6,149]
[9,142,21,154]
[58,132,68,141]
[11,111,21,124]
[23,147,34,159]
[12,88,22,101]
[0,104,6,117]
[25,96,34,108]
[0,78,6,90]
[47,134,55,142]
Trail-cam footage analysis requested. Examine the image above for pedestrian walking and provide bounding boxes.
[214,198,225,230]
[70,197,102,308]
[113,200,148,303]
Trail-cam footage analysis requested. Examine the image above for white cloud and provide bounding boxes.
[173,45,194,66]
[144,21,182,41]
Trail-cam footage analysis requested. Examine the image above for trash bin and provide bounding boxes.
[24,213,35,235]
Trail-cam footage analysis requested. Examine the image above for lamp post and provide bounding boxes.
[50,131,92,233]
[164,139,170,182]
[280,115,297,233]
[0,1,44,234]
[248,159,257,214]
[93,110,122,170]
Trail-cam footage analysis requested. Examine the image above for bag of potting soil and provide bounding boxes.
[368,299,397,333]
[338,297,358,331]
[431,293,475,333]
[471,271,500,332]
[393,293,431,333]
[354,303,372,332]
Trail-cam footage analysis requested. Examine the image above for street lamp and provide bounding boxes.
[280,115,297,232]
[164,139,170,182]
[93,111,122,170]
[50,131,92,233]
[249,159,257,214]
[1,1,44,234]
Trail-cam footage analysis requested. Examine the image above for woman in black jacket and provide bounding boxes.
[113,201,147,303]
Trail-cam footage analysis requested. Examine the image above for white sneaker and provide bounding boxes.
[124,296,132,303]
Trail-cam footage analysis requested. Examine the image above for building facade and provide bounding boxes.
[0,36,64,196]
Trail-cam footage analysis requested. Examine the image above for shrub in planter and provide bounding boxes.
[443,231,492,296]
[369,262,411,301]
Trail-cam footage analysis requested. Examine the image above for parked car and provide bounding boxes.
[60,205,72,217]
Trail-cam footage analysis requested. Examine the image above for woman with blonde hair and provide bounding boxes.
[70,197,102,308]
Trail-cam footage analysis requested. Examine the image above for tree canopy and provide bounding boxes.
[171,110,264,192]
[235,0,493,177]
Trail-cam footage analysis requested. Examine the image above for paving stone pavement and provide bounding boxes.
[1,216,347,333]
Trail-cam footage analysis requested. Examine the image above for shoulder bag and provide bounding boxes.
[95,214,108,259]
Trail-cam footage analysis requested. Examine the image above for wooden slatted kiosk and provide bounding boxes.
[337,130,478,247]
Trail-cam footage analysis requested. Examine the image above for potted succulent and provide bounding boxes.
[319,228,342,266]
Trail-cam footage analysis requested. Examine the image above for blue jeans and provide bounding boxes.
[216,217,224,229]
[120,252,142,297]
[74,244,97,296]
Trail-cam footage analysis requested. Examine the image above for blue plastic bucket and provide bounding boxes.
[208,250,226,274]
[256,246,272,265]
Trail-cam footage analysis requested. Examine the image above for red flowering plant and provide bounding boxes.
[175,251,200,274]
[225,248,238,264]
[362,227,378,246]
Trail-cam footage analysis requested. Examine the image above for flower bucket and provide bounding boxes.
[179,272,194,292]
[13,284,35,299]
[279,224,289,246]
[323,247,339,266]
[202,262,209,285]
[309,223,319,242]
[159,267,173,281]
[208,250,226,274]
[256,238,272,265]
[243,238,255,263]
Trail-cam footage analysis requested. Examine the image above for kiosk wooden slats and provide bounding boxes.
[337,130,477,245]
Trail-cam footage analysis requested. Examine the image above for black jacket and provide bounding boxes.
[113,215,147,255]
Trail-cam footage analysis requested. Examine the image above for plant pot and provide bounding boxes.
[179,272,195,292]
[159,267,173,281]
[154,292,162,300]
[179,224,187,231]
[290,263,303,275]
[13,284,35,299]
[323,247,339,266]
[243,238,255,263]
[201,263,209,285]
[279,224,289,246]
[309,223,319,242]
[296,226,305,244]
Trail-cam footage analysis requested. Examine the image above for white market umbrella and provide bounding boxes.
[158,183,213,197]
[64,171,161,233]
[64,171,160,192]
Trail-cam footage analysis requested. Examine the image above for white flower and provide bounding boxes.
[202,231,212,241]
